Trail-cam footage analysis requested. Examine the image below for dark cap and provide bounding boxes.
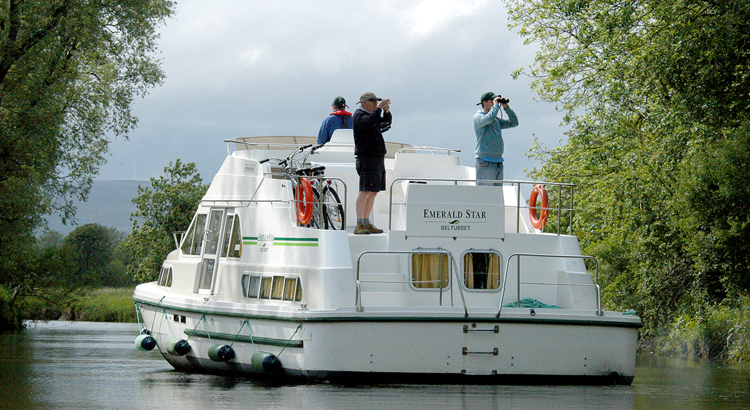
[332,96,347,109]
[477,92,497,105]
[359,92,382,104]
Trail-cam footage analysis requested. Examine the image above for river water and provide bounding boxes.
[1,321,749,410]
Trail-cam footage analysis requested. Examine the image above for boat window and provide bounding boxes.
[221,214,242,259]
[181,213,207,255]
[463,251,501,290]
[199,259,215,289]
[283,278,297,301]
[295,280,303,301]
[241,274,303,302]
[157,266,173,287]
[204,210,223,255]
[411,253,450,289]
[242,275,261,298]
[271,276,285,300]
[221,214,234,258]
[259,277,273,299]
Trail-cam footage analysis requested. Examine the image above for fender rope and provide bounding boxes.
[229,320,253,349]
[271,324,302,365]
[185,314,206,343]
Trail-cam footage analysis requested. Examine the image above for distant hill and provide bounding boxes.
[45,180,150,236]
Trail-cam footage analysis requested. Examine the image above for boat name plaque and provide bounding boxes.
[405,185,505,239]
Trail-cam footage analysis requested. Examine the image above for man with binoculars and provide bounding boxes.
[473,92,519,185]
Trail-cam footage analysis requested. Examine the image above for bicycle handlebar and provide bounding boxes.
[258,144,320,175]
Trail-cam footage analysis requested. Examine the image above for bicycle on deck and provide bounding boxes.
[260,144,345,230]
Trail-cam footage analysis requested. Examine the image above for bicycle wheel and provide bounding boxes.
[311,186,324,229]
[322,185,345,230]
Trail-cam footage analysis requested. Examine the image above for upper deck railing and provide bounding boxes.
[222,139,577,235]
[388,178,576,235]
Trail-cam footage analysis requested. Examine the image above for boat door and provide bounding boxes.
[197,209,225,294]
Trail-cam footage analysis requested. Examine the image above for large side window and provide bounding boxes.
[463,251,501,290]
[411,253,450,289]
[241,274,303,302]
[221,214,242,258]
[180,213,207,256]
[157,266,173,287]
[204,210,223,255]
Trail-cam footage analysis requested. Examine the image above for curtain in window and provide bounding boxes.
[488,253,500,289]
[464,252,501,290]
[412,253,450,289]
[283,278,297,301]
[464,253,474,288]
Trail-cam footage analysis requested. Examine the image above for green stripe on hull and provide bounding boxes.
[242,236,319,247]
[273,242,318,247]
[133,297,642,329]
[183,329,303,348]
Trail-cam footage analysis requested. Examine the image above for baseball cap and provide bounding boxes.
[332,96,347,108]
[477,92,497,105]
[359,92,382,104]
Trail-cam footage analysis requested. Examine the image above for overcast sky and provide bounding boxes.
[97,0,567,183]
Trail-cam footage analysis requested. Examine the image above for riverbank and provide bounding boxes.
[16,287,136,324]
[649,296,750,364]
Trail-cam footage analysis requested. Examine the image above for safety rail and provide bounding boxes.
[355,249,468,317]
[388,178,576,235]
[224,137,317,154]
[396,146,461,155]
[496,253,602,318]
[507,180,575,235]
[263,171,348,230]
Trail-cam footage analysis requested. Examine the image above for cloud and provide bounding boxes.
[98,0,567,184]
[399,0,488,38]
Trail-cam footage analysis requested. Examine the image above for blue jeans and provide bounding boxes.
[475,158,504,186]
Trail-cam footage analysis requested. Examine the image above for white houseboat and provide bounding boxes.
[132,130,641,384]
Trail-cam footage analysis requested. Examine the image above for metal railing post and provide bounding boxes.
[497,253,602,317]
[355,249,468,317]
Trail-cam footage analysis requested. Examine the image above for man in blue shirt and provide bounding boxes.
[317,96,353,145]
[473,92,519,185]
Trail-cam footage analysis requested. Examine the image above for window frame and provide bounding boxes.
[461,249,503,292]
[242,273,303,302]
[409,250,452,291]
[180,213,208,256]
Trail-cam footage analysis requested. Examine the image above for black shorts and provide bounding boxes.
[356,155,386,192]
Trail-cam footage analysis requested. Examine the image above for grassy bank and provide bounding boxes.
[646,295,750,364]
[19,287,137,323]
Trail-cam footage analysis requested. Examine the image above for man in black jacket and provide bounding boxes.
[352,92,392,234]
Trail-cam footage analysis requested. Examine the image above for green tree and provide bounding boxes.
[505,0,750,331]
[36,230,64,249]
[0,0,174,329]
[124,160,208,283]
[60,223,128,287]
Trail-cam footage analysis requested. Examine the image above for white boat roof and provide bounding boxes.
[229,132,420,160]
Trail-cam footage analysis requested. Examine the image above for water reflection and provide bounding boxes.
[634,354,750,409]
[1,321,749,410]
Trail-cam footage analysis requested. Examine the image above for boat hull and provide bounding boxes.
[135,299,639,385]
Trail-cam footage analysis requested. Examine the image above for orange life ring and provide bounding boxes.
[296,178,314,225]
[529,184,549,230]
